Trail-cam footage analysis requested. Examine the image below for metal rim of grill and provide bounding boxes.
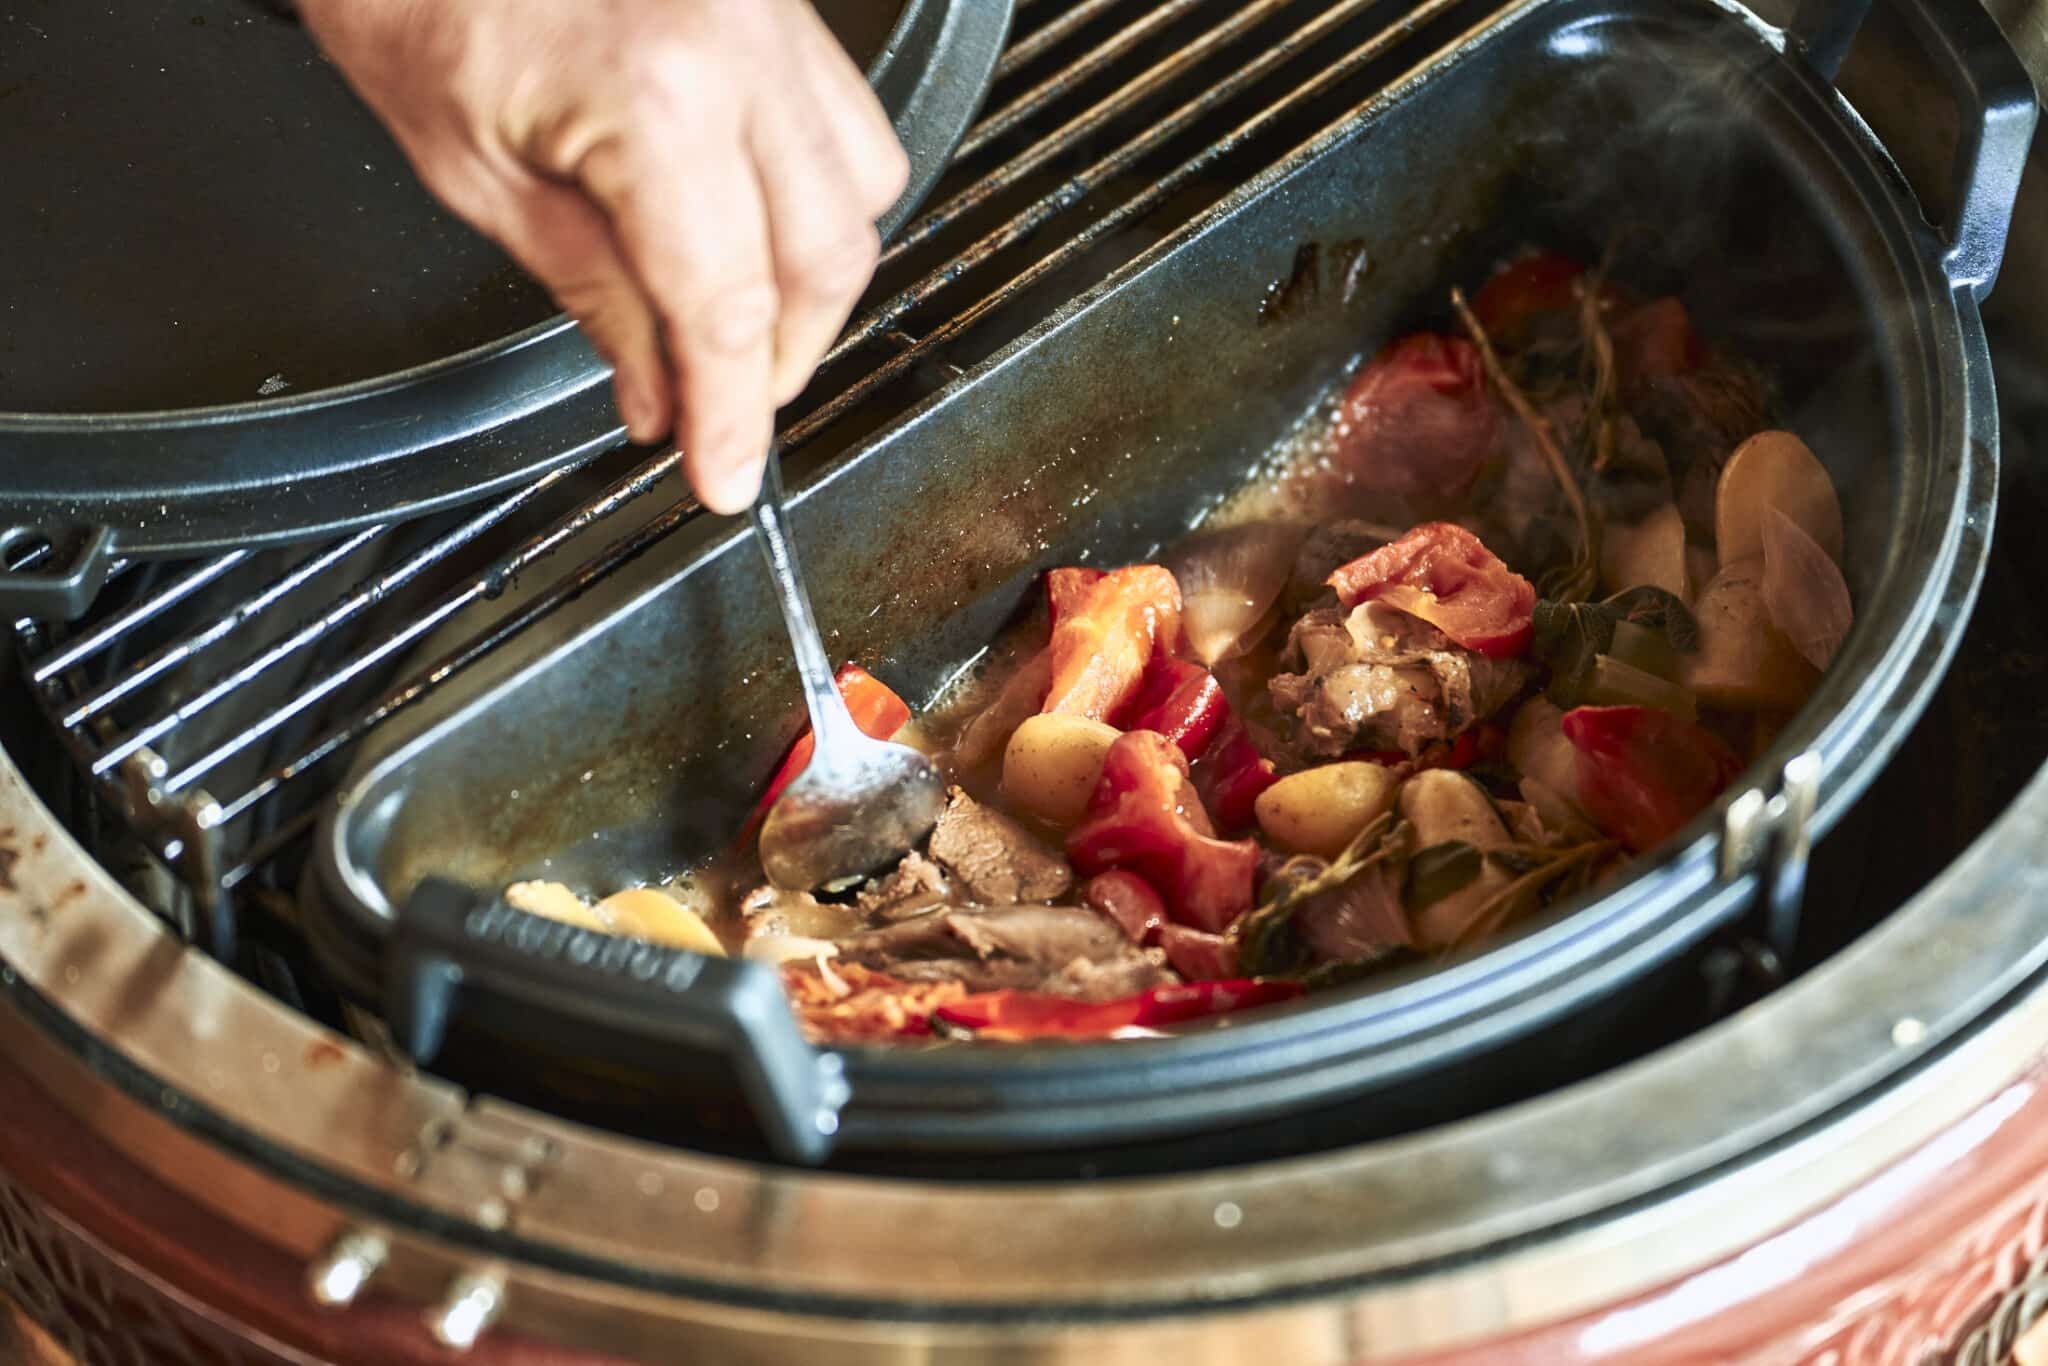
[2,0,2048,1358]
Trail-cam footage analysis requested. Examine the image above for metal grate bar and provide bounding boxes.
[830,0,1397,369]
[30,551,250,684]
[991,0,1136,81]
[204,452,689,820]
[961,0,1210,162]
[162,453,682,798]
[90,465,584,780]
[805,0,1462,445]
[53,531,383,728]
[883,0,1298,264]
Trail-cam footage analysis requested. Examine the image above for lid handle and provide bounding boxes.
[1792,0,2037,299]
[388,879,849,1165]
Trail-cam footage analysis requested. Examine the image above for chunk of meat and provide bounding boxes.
[855,851,954,921]
[831,906,1176,1001]
[1269,604,1528,758]
[927,787,1074,904]
[1329,334,1500,503]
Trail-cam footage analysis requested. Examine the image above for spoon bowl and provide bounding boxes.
[747,444,946,892]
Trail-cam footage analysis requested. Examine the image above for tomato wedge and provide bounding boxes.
[1066,730,1259,934]
[739,664,912,845]
[1326,522,1536,657]
[1561,704,1743,852]
[1042,565,1183,722]
[932,978,1303,1040]
[1192,715,1278,834]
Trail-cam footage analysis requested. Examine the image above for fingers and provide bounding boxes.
[786,2,911,220]
[485,178,671,444]
[749,90,882,404]
[581,134,778,514]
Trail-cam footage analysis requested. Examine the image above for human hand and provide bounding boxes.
[300,0,909,513]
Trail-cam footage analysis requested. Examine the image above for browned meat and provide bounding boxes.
[831,905,1175,1000]
[1269,603,1527,757]
[855,851,953,921]
[927,787,1073,904]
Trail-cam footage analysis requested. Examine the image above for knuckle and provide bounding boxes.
[690,281,780,355]
[782,224,879,300]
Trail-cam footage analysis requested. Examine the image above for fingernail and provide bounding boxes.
[705,457,765,514]
[617,384,658,444]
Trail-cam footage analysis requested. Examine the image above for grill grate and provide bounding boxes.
[12,0,1496,958]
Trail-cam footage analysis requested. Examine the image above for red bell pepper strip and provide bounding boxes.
[1115,657,1228,760]
[1193,716,1278,834]
[1561,704,1742,853]
[1327,521,1536,658]
[1066,731,1259,933]
[1042,565,1184,723]
[739,664,912,845]
[931,978,1304,1040]
[1082,869,1167,946]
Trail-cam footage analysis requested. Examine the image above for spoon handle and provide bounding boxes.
[748,444,862,753]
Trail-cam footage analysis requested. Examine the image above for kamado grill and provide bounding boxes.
[5,0,2048,1361]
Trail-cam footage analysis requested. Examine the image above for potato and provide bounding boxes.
[595,888,726,955]
[1601,501,1688,599]
[1002,713,1122,827]
[1507,699,1580,801]
[1681,557,1821,711]
[1715,431,1844,566]
[1685,544,1717,601]
[1254,761,1400,859]
[1398,770,1528,952]
[505,880,607,932]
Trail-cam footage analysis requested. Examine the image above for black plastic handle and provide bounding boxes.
[1793,0,2038,299]
[389,879,849,1165]
[0,525,115,622]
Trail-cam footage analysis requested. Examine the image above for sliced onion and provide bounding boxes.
[1165,521,1305,666]
[1760,505,1853,671]
[744,933,842,966]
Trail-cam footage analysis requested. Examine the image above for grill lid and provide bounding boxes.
[0,0,1012,610]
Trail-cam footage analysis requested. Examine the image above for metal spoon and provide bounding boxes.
[748,444,945,892]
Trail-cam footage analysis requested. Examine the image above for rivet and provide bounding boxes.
[427,1271,504,1352]
[306,1228,387,1309]
[1892,1017,1928,1047]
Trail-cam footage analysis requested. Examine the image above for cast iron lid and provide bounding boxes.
[0,0,1010,577]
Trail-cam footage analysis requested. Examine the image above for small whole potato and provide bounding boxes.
[1507,698,1580,800]
[595,888,726,956]
[1715,431,1844,565]
[1254,761,1400,858]
[1398,770,1529,951]
[1683,557,1820,711]
[1002,713,1123,827]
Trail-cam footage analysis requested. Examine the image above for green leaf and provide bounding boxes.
[1402,840,1483,910]
[1297,946,1422,989]
[1237,813,1408,977]
[1605,585,1701,655]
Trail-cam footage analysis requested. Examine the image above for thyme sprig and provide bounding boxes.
[1451,286,1601,601]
